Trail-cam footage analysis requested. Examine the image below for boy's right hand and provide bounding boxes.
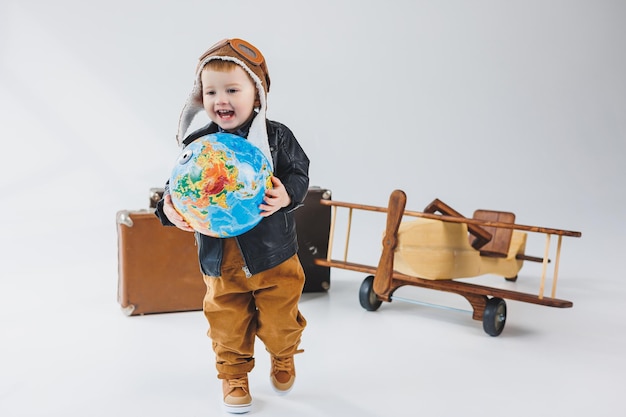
[163,194,195,232]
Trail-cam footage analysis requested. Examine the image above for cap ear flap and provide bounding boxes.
[262,64,271,92]
[194,90,204,106]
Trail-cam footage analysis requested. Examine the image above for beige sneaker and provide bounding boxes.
[270,356,295,395]
[222,375,252,414]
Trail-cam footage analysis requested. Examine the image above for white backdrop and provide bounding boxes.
[0,1,625,412]
[1,0,624,282]
[0,0,626,415]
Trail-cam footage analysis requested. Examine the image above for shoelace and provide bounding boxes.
[228,377,249,390]
[272,357,294,373]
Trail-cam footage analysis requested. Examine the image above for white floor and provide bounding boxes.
[2,240,625,417]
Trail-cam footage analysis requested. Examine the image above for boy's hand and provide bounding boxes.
[163,194,195,232]
[259,176,291,217]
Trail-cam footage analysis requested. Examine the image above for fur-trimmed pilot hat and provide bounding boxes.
[176,38,272,167]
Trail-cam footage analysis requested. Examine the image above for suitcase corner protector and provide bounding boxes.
[120,304,136,316]
[116,210,134,227]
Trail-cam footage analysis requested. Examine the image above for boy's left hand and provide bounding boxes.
[259,176,291,217]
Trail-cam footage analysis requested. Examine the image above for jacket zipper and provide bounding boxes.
[242,265,252,278]
[235,238,253,278]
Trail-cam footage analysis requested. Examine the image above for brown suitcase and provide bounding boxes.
[117,186,331,315]
[295,187,332,292]
[116,209,205,316]
[145,187,332,292]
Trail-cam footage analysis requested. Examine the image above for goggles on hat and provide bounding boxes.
[198,38,271,92]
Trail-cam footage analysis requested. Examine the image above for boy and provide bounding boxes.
[155,38,309,414]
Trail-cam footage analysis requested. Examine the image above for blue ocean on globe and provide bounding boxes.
[169,132,273,237]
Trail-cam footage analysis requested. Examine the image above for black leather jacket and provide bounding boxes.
[155,119,310,276]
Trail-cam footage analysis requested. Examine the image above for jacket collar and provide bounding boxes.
[216,113,254,138]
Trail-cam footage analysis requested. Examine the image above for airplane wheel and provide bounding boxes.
[483,297,507,336]
[359,275,382,311]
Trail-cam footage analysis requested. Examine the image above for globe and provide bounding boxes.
[169,132,273,237]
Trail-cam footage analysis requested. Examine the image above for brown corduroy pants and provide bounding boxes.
[202,238,307,379]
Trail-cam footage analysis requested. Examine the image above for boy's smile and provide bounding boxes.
[201,66,257,132]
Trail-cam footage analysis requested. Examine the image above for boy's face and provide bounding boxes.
[201,65,257,132]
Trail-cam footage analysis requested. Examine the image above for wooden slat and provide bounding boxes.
[318,199,582,237]
[314,258,573,308]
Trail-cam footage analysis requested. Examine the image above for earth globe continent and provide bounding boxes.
[169,132,273,237]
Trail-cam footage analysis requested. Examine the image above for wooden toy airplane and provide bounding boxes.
[314,190,582,336]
